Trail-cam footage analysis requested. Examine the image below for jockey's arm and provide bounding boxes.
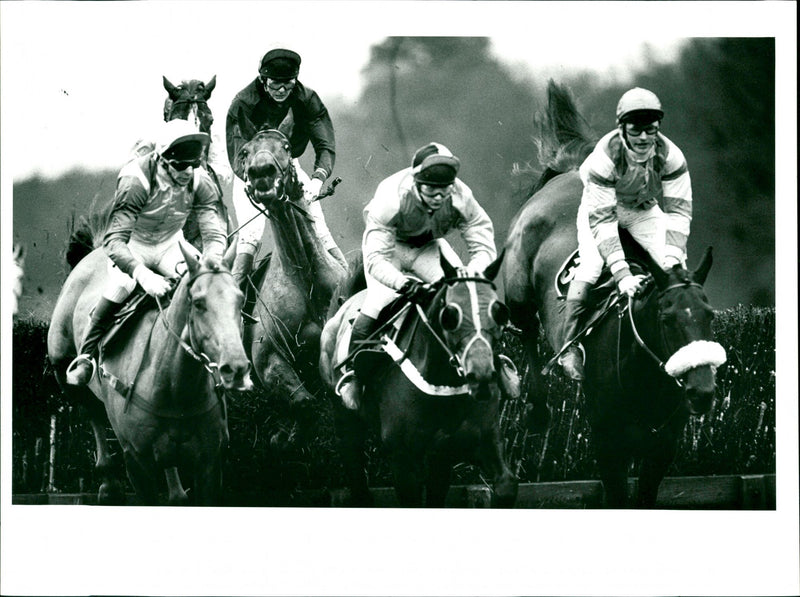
[362,215,407,291]
[103,176,150,276]
[305,91,336,183]
[659,138,693,267]
[579,155,632,285]
[455,184,497,272]
[193,170,227,262]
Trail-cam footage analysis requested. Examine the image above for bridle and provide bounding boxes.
[415,276,502,378]
[155,268,237,384]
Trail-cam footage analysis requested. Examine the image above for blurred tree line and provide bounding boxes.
[13,37,774,319]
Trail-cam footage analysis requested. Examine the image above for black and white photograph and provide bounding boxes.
[1,1,797,595]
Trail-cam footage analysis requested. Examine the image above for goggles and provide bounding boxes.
[625,123,659,137]
[419,183,454,198]
[264,78,296,91]
[165,157,202,171]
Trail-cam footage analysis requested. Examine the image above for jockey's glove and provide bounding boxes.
[399,279,435,304]
[618,274,647,298]
[133,264,172,298]
[304,177,323,201]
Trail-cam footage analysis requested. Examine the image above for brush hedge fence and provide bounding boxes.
[12,305,775,498]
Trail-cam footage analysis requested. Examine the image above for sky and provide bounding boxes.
[0,1,691,181]
[1,2,798,596]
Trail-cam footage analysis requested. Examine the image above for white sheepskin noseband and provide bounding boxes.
[664,340,727,377]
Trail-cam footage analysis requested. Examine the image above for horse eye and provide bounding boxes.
[489,300,509,327]
[439,304,462,331]
[192,297,207,311]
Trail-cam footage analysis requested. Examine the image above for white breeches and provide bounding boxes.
[103,230,199,303]
[360,239,449,319]
[232,159,338,256]
[573,203,668,284]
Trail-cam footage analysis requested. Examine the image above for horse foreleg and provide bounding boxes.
[637,432,681,508]
[79,396,126,505]
[332,405,373,506]
[519,319,552,434]
[164,467,190,506]
[390,450,424,507]
[192,456,223,507]
[424,452,453,508]
[122,447,160,506]
[594,433,630,508]
[477,429,519,508]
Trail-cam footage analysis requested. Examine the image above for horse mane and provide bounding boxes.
[65,198,113,270]
[529,80,598,196]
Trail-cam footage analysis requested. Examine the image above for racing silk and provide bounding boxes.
[363,168,496,290]
[225,79,335,182]
[103,154,227,276]
[578,128,692,282]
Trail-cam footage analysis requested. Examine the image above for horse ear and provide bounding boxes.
[277,108,295,139]
[204,75,217,98]
[692,247,713,285]
[439,249,459,279]
[163,76,179,100]
[483,249,505,282]
[223,241,237,271]
[179,242,200,277]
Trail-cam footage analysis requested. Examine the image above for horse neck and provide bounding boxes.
[269,191,330,278]
[148,278,209,398]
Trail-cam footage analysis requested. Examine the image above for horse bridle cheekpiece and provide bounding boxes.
[624,277,726,388]
[421,274,508,378]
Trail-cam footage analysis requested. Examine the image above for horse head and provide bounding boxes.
[163,75,216,134]
[434,248,510,401]
[638,248,726,415]
[235,111,299,209]
[178,242,252,391]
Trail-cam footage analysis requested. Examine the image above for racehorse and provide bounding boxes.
[47,230,252,505]
[503,81,726,508]
[320,246,518,507]
[235,115,347,416]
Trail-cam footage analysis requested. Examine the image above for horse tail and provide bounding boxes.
[529,79,597,195]
[326,250,366,319]
[65,196,113,270]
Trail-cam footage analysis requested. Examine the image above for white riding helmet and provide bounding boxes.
[616,88,664,124]
[156,119,209,159]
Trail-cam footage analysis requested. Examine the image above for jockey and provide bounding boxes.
[338,142,517,408]
[65,119,228,386]
[559,87,693,381]
[225,48,347,286]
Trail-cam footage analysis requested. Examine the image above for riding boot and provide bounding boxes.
[327,245,348,270]
[231,251,255,289]
[337,312,378,410]
[65,297,122,386]
[557,280,591,382]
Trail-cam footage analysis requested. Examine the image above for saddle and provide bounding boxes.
[97,288,163,359]
[349,290,470,397]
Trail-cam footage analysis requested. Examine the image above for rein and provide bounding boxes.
[154,269,234,384]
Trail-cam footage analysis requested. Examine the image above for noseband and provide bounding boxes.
[418,276,501,377]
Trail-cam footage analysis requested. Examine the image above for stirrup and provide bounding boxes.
[65,354,97,386]
[335,370,360,410]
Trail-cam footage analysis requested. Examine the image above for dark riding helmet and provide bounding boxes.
[259,48,301,80]
[157,119,209,161]
[412,142,461,186]
[616,87,664,125]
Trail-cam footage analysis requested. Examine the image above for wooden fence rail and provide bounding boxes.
[13,474,775,509]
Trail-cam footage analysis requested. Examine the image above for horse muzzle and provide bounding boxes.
[218,360,253,392]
